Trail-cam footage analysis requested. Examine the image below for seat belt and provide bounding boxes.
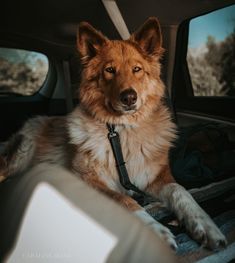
[62,61,74,113]
[107,123,155,206]
[101,0,130,40]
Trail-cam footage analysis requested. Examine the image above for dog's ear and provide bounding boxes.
[77,22,108,62]
[130,17,163,57]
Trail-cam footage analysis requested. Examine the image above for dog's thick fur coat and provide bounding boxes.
[0,18,226,250]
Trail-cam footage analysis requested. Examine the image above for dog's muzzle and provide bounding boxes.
[107,88,138,113]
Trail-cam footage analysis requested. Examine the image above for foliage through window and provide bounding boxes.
[187,5,235,97]
[0,48,48,96]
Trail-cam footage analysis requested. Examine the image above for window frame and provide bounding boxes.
[172,10,235,123]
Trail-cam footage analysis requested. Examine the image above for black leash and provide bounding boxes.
[106,123,155,206]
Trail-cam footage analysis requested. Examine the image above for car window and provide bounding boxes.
[0,48,49,96]
[187,5,235,97]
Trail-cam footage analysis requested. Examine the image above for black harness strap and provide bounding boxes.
[107,123,154,206]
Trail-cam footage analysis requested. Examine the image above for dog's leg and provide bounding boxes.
[146,165,227,250]
[0,132,36,182]
[133,209,178,250]
[79,172,177,249]
[80,173,141,211]
[0,134,23,182]
[0,155,7,182]
[0,117,45,183]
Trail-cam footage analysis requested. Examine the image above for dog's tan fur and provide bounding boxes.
[0,17,226,250]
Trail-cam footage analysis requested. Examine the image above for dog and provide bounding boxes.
[0,17,226,250]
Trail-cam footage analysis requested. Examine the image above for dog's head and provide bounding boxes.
[77,17,165,125]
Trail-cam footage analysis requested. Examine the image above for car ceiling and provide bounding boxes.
[0,0,235,57]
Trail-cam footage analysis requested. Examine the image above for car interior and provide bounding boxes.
[0,0,235,262]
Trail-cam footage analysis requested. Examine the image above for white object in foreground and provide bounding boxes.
[7,182,118,263]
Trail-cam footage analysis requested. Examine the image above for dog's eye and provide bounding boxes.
[105,67,116,74]
[133,66,142,73]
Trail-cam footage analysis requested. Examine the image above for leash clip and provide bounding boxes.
[107,123,118,138]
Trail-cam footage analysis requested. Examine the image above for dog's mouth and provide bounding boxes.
[122,105,137,113]
[107,101,137,115]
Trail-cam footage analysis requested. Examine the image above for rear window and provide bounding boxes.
[0,48,49,96]
[187,5,235,97]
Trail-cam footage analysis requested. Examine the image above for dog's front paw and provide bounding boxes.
[134,210,178,250]
[186,214,227,250]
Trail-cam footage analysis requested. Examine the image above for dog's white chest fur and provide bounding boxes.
[118,127,161,190]
[68,109,172,192]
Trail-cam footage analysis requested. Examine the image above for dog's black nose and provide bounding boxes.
[120,89,137,106]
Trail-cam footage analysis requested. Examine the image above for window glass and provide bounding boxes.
[187,5,235,96]
[0,48,49,96]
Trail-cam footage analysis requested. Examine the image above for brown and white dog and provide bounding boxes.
[0,18,226,250]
